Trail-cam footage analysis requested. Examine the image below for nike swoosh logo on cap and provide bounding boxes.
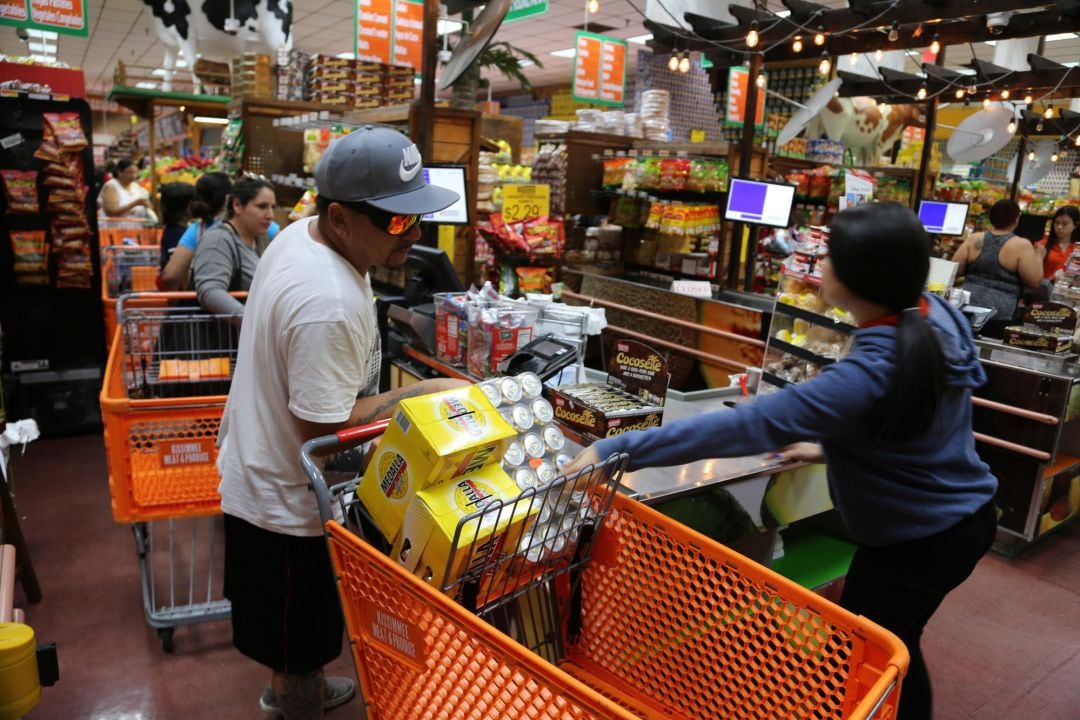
[399,144,422,182]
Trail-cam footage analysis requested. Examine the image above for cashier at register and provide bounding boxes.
[566,202,998,720]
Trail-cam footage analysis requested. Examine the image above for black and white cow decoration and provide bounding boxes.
[141,0,293,91]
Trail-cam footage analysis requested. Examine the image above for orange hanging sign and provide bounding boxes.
[393,0,423,70]
[725,67,766,128]
[572,31,626,107]
[356,0,393,64]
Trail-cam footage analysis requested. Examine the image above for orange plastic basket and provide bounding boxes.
[326,492,909,720]
[100,246,167,347]
[100,329,225,523]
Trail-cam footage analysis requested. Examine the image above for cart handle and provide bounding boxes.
[300,420,391,529]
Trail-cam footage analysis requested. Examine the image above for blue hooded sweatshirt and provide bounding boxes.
[593,293,998,547]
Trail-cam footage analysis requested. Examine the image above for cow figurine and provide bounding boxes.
[808,96,925,166]
[141,0,293,92]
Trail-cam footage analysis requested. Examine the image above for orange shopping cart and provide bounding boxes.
[100,245,165,346]
[301,422,910,720]
[100,291,245,652]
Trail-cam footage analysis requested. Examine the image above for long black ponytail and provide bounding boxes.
[828,202,946,444]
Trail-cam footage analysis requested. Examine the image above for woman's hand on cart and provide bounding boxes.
[776,442,824,464]
[562,446,601,476]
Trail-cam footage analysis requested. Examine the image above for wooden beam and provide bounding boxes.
[914,47,944,207]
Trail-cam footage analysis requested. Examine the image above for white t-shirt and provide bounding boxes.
[217,216,381,536]
[102,177,153,219]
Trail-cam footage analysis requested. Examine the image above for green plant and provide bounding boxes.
[450,41,543,109]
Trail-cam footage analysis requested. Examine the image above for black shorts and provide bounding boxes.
[223,514,344,675]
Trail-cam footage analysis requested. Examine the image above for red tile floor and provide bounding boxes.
[6,434,1080,719]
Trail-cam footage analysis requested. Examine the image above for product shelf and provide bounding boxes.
[767,338,838,367]
[773,302,856,333]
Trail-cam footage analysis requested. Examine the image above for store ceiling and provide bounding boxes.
[0,1,1077,101]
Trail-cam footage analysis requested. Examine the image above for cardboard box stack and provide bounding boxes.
[231,53,275,98]
[307,54,354,107]
[352,62,383,110]
[382,64,414,105]
[276,47,310,101]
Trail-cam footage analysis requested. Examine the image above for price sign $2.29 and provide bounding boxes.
[502,184,551,223]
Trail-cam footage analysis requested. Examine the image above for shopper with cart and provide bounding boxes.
[217,126,465,718]
[567,201,998,720]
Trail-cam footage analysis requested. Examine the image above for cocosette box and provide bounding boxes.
[358,386,516,541]
[391,464,537,601]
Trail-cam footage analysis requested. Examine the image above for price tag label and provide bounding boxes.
[502,184,550,222]
[690,129,706,143]
[671,280,713,298]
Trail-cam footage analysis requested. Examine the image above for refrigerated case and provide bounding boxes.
[971,340,1080,546]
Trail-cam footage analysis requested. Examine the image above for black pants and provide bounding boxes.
[840,500,997,720]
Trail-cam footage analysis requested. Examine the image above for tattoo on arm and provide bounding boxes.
[355,385,432,425]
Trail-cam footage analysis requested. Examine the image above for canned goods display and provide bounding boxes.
[531,398,554,424]
[514,466,537,490]
[522,432,545,459]
[510,403,534,431]
[479,381,502,408]
[499,377,523,404]
[535,460,556,486]
[542,425,565,452]
[503,441,525,467]
[518,372,543,398]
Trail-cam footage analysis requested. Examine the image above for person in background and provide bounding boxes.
[192,177,275,321]
[161,172,280,291]
[100,158,154,219]
[951,199,1042,337]
[567,202,998,720]
[1035,205,1080,280]
[158,182,196,271]
[217,127,466,718]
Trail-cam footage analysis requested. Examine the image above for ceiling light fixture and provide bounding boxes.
[1024,93,1033,105]
[1075,135,1080,147]
[1052,151,1060,163]
[983,97,991,108]
[746,21,759,48]
[550,47,577,58]
[586,0,599,14]
[668,53,679,71]
[1028,150,1037,161]
[679,54,691,73]
[874,49,884,61]
[888,22,899,42]
[814,32,825,46]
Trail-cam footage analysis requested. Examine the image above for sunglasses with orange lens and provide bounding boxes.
[337,200,422,236]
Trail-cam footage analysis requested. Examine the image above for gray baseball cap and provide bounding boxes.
[313,125,460,215]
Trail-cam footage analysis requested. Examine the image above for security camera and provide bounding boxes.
[223,17,241,35]
[16,27,29,42]
[986,11,1012,36]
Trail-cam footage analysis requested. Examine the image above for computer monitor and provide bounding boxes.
[1014,213,1050,243]
[917,200,970,236]
[403,244,465,304]
[724,178,797,228]
[420,165,470,225]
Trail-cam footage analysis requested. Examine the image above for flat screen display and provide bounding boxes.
[724,178,796,228]
[421,165,469,225]
[1014,213,1050,243]
[917,200,969,236]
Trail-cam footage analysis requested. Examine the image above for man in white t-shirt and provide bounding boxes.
[217,126,466,718]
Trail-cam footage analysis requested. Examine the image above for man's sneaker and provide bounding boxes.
[259,676,356,714]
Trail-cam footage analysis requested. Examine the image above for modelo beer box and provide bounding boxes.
[1004,301,1077,354]
[391,463,537,601]
[358,385,516,541]
[548,339,670,441]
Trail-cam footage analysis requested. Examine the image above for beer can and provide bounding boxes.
[531,398,554,424]
[544,532,567,557]
[555,452,573,469]
[499,377,523,404]
[518,528,546,564]
[542,425,565,452]
[522,432,545,459]
[479,381,502,408]
[503,440,525,467]
[535,460,557,486]
[499,407,515,427]
[518,371,544,398]
[514,466,537,491]
[511,403,534,431]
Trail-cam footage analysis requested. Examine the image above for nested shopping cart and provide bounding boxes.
[100,245,166,347]
[100,291,244,651]
[97,216,161,249]
[302,422,909,720]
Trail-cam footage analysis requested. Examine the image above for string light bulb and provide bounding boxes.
[983,97,991,109]
[1037,121,1044,132]
[1024,93,1033,105]
[849,53,858,66]
[930,35,940,55]
[967,83,977,95]
[1028,150,1037,161]
[678,54,691,73]
[917,85,927,100]
[755,72,765,88]
[668,53,679,71]
[1052,151,1060,163]
[1045,106,1054,119]
[888,22,899,42]
[818,53,831,76]
[875,48,883,61]
[1007,120,1017,135]
[792,36,803,53]
[1074,134,1080,147]
[746,21,759,48]
[814,32,825,46]
[955,88,965,99]
[587,0,599,13]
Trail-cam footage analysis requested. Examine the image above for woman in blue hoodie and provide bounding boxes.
[567,201,997,720]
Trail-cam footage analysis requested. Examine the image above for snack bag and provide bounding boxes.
[43,113,89,152]
[1,170,39,215]
[11,230,49,285]
[515,266,551,294]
